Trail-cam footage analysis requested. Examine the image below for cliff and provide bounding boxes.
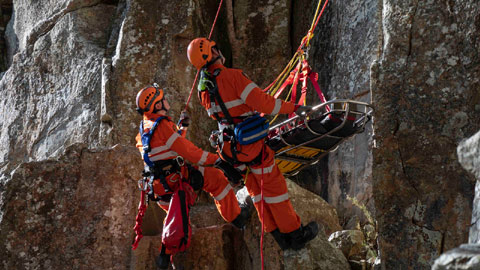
[0,0,479,269]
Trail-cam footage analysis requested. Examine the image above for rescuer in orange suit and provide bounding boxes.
[186,38,319,251]
[135,85,250,269]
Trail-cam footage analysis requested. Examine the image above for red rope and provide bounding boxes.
[184,0,224,112]
[132,190,147,250]
[260,143,266,270]
[297,0,329,51]
[209,0,224,39]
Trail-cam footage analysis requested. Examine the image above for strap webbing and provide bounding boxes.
[140,116,166,167]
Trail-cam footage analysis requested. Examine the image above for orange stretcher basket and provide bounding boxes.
[266,99,373,177]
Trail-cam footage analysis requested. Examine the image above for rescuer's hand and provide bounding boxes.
[179,111,190,127]
[294,105,313,116]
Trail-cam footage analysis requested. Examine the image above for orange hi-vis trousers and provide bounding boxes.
[222,140,301,234]
[154,164,240,223]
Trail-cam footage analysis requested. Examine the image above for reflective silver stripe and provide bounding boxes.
[271,99,282,115]
[240,82,257,101]
[150,132,180,155]
[265,193,289,204]
[198,151,209,165]
[242,129,268,142]
[198,166,205,175]
[157,200,170,206]
[207,99,244,116]
[149,151,179,161]
[207,107,219,116]
[240,111,256,117]
[225,99,244,108]
[150,145,168,155]
[250,162,275,174]
[214,184,232,201]
[236,164,247,171]
[251,193,289,204]
[252,194,261,203]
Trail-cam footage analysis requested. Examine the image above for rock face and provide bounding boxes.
[0,144,142,270]
[0,0,118,167]
[432,244,480,270]
[372,1,480,269]
[292,0,378,226]
[2,0,479,269]
[458,131,480,244]
[329,230,366,260]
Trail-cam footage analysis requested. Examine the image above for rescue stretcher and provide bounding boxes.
[266,99,373,177]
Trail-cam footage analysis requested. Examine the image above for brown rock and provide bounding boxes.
[0,144,142,270]
[371,1,480,269]
[287,178,342,235]
[283,232,351,270]
[328,230,366,260]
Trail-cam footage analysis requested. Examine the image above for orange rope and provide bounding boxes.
[184,0,224,112]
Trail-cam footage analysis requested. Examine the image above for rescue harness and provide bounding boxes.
[132,116,203,250]
[198,68,268,166]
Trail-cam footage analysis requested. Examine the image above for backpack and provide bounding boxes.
[161,178,197,254]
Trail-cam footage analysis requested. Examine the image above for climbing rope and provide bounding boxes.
[264,0,329,127]
[132,189,147,250]
[260,143,266,270]
[264,0,330,119]
[184,0,224,112]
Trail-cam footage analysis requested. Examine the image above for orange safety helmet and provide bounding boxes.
[187,38,217,69]
[135,84,164,115]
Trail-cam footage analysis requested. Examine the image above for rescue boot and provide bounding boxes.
[288,221,319,250]
[155,246,170,270]
[270,229,291,250]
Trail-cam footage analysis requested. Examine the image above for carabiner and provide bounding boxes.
[175,156,185,167]
[138,178,148,191]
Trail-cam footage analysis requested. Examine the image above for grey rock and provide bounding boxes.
[432,244,480,270]
[372,1,480,269]
[329,230,366,260]
[458,131,480,181]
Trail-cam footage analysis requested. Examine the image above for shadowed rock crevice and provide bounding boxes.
[0,0,12,72]
[406,0,419,61]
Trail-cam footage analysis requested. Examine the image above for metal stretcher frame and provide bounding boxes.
[268,99,374,177]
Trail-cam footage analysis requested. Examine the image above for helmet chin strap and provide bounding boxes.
[205,47,225,67]
[152,99,168,114]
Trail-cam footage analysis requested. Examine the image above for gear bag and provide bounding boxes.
[161,179,197,254]
[234,114,269,145]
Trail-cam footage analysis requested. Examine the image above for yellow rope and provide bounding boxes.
[305,0,323,47]
[243,167,250,186]
[267,0,325,100]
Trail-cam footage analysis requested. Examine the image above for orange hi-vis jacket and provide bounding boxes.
[200,63,297,163]
[199,63,302,234]
[135,114,240,223]
[136,115,217,167]
[200,63,296,121]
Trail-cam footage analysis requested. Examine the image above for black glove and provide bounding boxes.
[178,111,190,127]
[214,158,243,187]
[294,105,313,116]
[187,164,204,191]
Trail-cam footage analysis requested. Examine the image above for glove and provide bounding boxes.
[214,158,243,187]
[178,111,190,127]
[294,105,313,116]
[209,130,221,148]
